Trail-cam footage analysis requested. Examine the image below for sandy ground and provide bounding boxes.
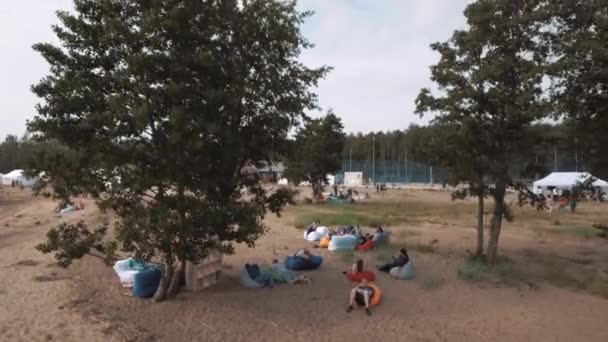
[2,186,608,342]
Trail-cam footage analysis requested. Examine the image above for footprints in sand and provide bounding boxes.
[12,259,40,267]
[8,259,70,282]
[33,273,70,282]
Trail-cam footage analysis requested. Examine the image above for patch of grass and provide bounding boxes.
[460,252,608,298]
[338,250,355,264]
[393,229,421,240]
[293,210,380,229]
[563,256,594,265]
[374,244,394,261]
[420,275,446,290]
[533,224,597,239]
[410,242,438,254]
[457,256,531,288]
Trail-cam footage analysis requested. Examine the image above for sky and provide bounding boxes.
[0,0,471,140]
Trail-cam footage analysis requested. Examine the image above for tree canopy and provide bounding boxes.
[284,111,345,197]
[30,0,328,301]
[416,0,549,264]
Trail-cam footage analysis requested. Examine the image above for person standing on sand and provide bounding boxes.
[546,190,553,214]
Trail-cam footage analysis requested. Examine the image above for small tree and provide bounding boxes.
[285,111,345,199]
[416,0,548,264]
[30,0,329,301]
[406,124,490,257]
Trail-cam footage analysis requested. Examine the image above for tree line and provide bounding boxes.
[340,122,593,181]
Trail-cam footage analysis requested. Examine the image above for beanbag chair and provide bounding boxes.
[369,283,382,307]
[390,262,415,280]
[355,239,374,251]
[304,226,329,241]
[316,226,329,236]
[132,266,162,298]
[241,267,264,288]
[328,235,357,251]
[319,235,330,248]
[346,270,376,283]
[285,255,323,271]
[113,257,141,288]
[371,231,390,245]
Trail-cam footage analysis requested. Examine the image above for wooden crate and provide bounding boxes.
[185,250,223,291]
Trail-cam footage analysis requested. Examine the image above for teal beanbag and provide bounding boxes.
[241,267,264,288]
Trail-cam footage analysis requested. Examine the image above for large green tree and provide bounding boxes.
[416,0,548,264]
[30,0,328,301]
[547,0,608,179]
[285,111,345,199]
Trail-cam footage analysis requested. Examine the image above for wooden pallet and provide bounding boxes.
[185,250,223,291]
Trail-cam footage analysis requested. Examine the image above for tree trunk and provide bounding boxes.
[476,193,484,258]
[154,258,174,302]
[312,182,322,201]
[167,259,185,296]
[487,182,506,265]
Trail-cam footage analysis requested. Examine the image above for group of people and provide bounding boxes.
[375,183,388,193]
[305,220,384,247]
[537,188,578,213]
[344,248,411,316]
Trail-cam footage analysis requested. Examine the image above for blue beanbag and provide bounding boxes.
[132,266,162,298]
[285,255,323,271]
[241,267,264,288]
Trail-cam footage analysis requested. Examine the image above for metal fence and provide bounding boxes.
[335,160,449,184]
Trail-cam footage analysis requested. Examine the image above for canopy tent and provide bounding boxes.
[0,169,37,187]
[533,172,608,193]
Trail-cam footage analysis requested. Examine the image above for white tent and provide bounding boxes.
[532,172,608,193]
[0,169,37,187]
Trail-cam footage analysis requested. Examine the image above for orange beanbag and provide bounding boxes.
[355,239,374,251]
[369,283,382,307]
[346,270,376,283]
[319,236,330,248]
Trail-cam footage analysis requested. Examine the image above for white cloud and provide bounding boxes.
[299,0,471,133]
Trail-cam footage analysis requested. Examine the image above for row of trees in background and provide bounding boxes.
[0,135,35,174]
[341,122,589,181]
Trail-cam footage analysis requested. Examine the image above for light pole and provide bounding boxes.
[372,136,376,185]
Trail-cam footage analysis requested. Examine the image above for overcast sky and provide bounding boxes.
[0,0,470,140]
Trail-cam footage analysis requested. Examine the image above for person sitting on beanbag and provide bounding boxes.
[345,279,376,316]
[305,219,320,237]
[372,225,384,239]
[295,248,312,261]
[376,248,410,272]
[358,232,372,245]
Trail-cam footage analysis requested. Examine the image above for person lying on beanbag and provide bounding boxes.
[269,259,311,284]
